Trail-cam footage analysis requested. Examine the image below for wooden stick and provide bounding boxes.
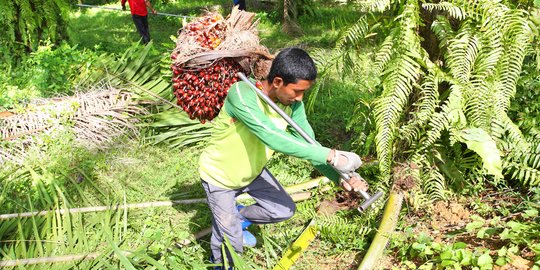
[0,178,330,220]
[0,251,133,267]
[0,253,100,267]
[0,199,207,220]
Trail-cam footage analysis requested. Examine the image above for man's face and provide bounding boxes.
[272,78,313,106]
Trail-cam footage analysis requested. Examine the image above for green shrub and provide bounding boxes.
[0,130,100,213]
[0,42,104,109]
[510,54,540,137]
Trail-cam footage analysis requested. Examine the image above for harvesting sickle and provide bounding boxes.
[237,72,384,212]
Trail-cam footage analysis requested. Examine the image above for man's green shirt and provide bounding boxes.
[198,81,339,189]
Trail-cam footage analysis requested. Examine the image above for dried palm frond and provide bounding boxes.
[172,6,272,69]
[72,84,146,146]
[0,140,27,164]
[0,81,147,164]
[225,6,258,32]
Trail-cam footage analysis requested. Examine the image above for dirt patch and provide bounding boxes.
[430,200,471,230]
[317,200,346,216]
[294,239,360,270]
[494,253,535,270]
[316,191,361,215]
[399,200,472,245]
[392,163,418,192]
[335,190,363,209]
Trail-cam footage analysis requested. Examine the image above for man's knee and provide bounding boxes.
[272,202,296,222]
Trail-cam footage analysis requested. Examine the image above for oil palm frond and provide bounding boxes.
[334,0,537,197]
[0,83,146,164]
[354,0,392,13]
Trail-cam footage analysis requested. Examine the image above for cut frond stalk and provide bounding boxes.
[358,190,403,270]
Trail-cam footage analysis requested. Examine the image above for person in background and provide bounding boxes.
[199,47,368,269]
[233,0,246,10]
[121,0,157,44]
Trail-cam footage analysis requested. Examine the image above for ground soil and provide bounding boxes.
[316,190,363,215]
[296,189,536,270]
[377,194,536,270]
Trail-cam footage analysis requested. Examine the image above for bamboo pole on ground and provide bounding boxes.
[0,251,132,267]
[0,191,314,266]
[357,190,403,270]
[0,177,330,220]
[0,253,99,267]
[0,199,207,220]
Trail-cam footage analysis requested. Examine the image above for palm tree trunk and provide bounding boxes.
[282,0,302,35]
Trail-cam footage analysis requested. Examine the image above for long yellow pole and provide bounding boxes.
[273,220,318,270]
[358,190,403,270]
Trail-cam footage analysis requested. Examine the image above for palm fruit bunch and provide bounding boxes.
[170,8,272,123]
[171,59,241,123]
[173,14,225,51]
[170,14,243,123]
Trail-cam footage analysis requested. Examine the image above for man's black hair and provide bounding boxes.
[267,47,317,85]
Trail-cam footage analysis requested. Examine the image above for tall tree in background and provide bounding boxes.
[282,0,302,35]
[0,0,70,56]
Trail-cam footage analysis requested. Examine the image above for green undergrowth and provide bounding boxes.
[386,188,540,270]
[0,42,106,109]
[1,126,377,269]
[68,0,230,54]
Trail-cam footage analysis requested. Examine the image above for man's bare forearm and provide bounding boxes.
[145,0,156,13]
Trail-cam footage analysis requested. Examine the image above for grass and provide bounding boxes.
[68,1,363,54]
[68,0,230,54]
[0,1,382,269]
[91,141,204,201]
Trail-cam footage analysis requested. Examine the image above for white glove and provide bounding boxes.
[330,150,362,174]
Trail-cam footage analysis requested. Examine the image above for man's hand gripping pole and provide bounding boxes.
[236,72,383,212]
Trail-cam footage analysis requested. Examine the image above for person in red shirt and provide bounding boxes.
[121,0,157,44]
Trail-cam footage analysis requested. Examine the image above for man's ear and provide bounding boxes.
[271,77,284,88]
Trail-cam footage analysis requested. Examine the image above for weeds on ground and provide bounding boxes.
[389,188,540,269]
[0,42,104,109]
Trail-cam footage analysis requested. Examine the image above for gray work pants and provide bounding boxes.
[201,168,296,263]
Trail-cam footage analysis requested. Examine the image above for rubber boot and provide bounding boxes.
[237,204,256,247]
